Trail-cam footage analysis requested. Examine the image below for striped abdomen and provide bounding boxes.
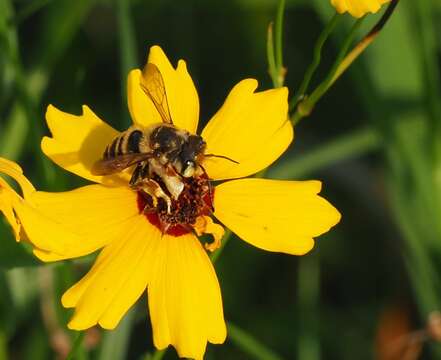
[103,129,144,159]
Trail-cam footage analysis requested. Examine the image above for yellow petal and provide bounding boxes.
[0,181,20,240]
[0,157,82,253]
[148,233,226,359]
[42,104,128,185]
[214,179,341,255]
[143,45,199,133]
[30,184,140,261]
[62,216,159,330]
[127,69,163,127]
[201,79,292,180]
[331,0,391,18]
[0,157,36,240]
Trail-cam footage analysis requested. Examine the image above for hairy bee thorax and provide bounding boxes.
[137,173,213,236]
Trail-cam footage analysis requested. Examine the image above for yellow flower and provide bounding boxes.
[0,46,341,359]
[331,0,391,18]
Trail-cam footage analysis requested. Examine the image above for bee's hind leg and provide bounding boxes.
[130,180,171,214]
[129,162,172,213]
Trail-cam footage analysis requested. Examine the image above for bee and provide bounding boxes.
[91,63,236,213]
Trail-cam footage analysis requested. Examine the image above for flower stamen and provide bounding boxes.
[137,174,217,238]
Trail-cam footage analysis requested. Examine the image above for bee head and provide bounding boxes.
[177,135,206,178]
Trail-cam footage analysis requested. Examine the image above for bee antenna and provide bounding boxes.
[204,153,239,164]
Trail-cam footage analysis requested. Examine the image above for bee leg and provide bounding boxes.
[133,180,172,214]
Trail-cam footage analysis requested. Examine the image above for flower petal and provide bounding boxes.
[213,179,341,255]
[142,45,199,133]
[42,104,128,185]
[148,233,226,359]
[62,216,158,330]
[0,157,82,253]
[201,79,292,180]
[331,0,391,18]
[127,69,163,127]
[0,157,36,239]
[30,184,140,261]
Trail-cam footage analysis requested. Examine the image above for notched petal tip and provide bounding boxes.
[214,178,340,255]
[43,104,125,184]
[201,79,291,180]
[144,45,200,132]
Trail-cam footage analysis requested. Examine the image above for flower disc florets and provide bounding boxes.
[137,174,213,236]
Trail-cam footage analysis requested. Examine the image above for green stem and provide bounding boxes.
[227,322,284,360]
[116,0,138,128]
[65,332,85,360]
[292,17,364,124]
[274,0,285,74]
[309,18,364,102]
[290,12,340,110]
[210,230,232,264]
[266,23,278,87]
[297,255,320,360]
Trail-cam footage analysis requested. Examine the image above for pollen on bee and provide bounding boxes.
[137,174,214,236]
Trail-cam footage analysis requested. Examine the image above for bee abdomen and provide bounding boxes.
[127,130,143,153]
[104,136,120,159]
[103,129,144,159]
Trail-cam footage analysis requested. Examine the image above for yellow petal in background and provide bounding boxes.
[201,79,292,180]
[148,233,226,360]
[0,178,21,240]
[0,157,83,253]
[42,105,128,185]
[31,184,140,261]
[331,0,391,18]
[214,178,341,255]
[0,157,36,240]
[62,217,160,330]
[144,45,200,133]
[127,69,163,127]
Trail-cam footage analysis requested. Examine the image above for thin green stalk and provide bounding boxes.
[227,322,284,360]
[274,0,285,74]
[116,0,138,128]
[210,230,232,264]
[291,12,340,110]
[292,17,364,124]
[65,332,85,360]
[297,255,320,360]
[267,0,286,87]
[329,0,399,87]
[411,0,441,187]
[266,23,278,87]
[310,18,364,100]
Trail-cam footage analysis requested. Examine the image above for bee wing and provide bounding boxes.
[140,63,173,125]
[91,153,154,176]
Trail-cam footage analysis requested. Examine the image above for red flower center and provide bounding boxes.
[137,175,214,236]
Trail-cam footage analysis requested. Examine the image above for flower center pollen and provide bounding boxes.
[137,174,214,236]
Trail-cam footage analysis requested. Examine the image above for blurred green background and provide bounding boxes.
[1,0,441,359]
